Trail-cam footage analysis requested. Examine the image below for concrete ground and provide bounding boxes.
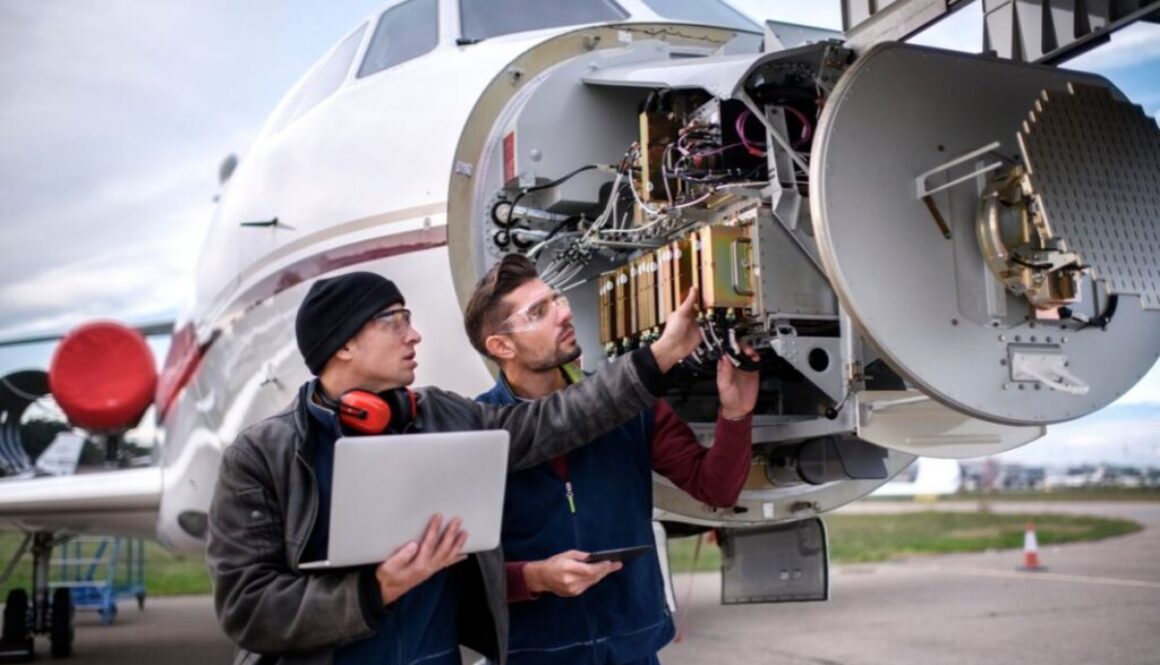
[14,501,1159,664]
[659,501,1160,665]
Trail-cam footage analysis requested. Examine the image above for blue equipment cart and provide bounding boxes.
[50,536,146,625]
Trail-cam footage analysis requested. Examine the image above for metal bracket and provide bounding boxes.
[1009,346,1090,395]
[916,141,1005,239]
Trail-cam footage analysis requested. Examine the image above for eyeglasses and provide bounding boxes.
[494,290,570,334]
[370,308,413,335]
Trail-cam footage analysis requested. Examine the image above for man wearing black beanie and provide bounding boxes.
[207,270,705,665]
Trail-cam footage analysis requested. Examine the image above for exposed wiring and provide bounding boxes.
[735,110,766,157]
[509,164,602,222]
[527,232,579,259]
[780,105,813,148]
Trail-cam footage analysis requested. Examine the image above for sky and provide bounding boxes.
[0,1,1157,468]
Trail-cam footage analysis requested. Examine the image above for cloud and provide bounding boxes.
[1066,23,1160,71]
[909,1,982,53]
[730,1,841,30]
[0,198,210,340]
[0,1,391,350]
[998,402,1160,467]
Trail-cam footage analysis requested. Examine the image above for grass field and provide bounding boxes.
[666,511,1142,572]
[0,536,213,598]
[951,487,1160,502]
[0,511,1142,597]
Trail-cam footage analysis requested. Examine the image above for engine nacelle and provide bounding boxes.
[49,321,157,433]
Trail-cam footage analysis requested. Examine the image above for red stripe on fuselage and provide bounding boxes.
[158,226,448,423]
[235,225,448,319]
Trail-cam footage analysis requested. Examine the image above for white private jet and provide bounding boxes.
[870,458,963,498]
[1,0,1158,657]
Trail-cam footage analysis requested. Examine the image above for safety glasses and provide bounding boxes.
[493,290,570,335]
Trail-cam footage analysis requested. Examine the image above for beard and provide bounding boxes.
[523,341,583,372]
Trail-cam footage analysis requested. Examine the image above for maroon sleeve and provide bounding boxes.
[505,561,537,603]
[649,400,751,508]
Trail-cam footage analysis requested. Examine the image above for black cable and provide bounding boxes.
[1089,293,1119,330]
[510,164,602,217]
[1010,256,1054,270]
[1057,293,1118,331]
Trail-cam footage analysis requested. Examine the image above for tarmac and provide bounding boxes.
[19,501,1160,664]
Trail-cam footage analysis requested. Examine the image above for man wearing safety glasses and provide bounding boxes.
[463,255,758,665]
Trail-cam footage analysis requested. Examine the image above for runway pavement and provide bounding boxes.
[19,501,1159,664]
[659,501,1160,665]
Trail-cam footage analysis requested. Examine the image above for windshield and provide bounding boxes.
[640,0,759,32]
[459,0,628,41]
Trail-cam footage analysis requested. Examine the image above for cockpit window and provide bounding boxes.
[282,24,368,128]
[358,0,440,78]
[459,0,628,42]
[639,0,760,32]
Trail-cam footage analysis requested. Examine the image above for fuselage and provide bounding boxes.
[155,1,773,552]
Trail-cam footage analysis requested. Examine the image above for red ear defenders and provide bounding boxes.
[337,388,418,435]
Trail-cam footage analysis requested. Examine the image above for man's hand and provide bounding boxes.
[651,287,703,372]
[718,341,760,419]
[376,514,467,605]
[523,550,622,597]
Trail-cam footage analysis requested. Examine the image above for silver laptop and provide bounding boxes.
[299,430,510,570]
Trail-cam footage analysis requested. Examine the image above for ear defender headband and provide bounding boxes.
[337,388,418,435]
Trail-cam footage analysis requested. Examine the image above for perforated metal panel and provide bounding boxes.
[1019,83,1160,310]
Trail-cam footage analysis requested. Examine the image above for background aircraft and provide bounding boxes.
[0,0,1157,658]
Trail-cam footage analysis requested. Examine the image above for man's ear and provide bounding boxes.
[484,334,516,361]
[333,337,357,362]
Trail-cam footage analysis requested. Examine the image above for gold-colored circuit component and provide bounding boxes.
[634,253,658,332]
[657,240,680,323]
[613,266,633,341]
[639,112,680,202]
[695,224,755,309]
[598,274,617,345]
[596,223,753,349]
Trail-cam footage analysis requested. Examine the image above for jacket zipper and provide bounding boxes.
[564,481,576,514]
[558,457,598,662]
[293,451,319,568]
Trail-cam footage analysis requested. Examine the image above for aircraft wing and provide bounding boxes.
[840,0,1160,62]
[0,468,161,539]
[0,320,173,348]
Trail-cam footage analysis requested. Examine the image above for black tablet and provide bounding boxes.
[583,545,652,564]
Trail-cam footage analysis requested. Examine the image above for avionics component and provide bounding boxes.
[695,223,754,310]
[596,223,756,349]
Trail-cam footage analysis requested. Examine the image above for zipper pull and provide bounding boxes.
[564,481,576,514]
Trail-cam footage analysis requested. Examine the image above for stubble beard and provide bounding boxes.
[525,342,583,373]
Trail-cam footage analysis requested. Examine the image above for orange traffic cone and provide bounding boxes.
[1018,521,1046,571]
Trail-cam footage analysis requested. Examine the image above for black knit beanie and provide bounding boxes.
[295,272,405,375]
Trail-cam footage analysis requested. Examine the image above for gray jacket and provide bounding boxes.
[206,349,664,665]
